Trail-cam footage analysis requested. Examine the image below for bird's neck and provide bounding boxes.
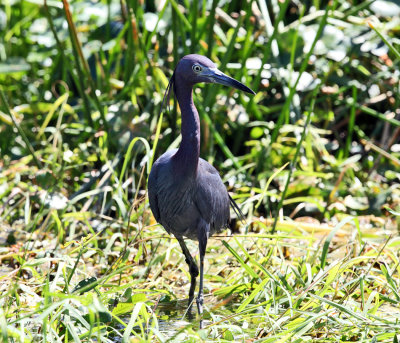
[173,79,200,176]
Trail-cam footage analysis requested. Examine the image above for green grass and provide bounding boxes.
[1,0,400,341]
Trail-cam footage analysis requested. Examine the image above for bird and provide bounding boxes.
[148,54,254,328]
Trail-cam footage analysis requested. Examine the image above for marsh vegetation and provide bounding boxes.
[1,0,400,341]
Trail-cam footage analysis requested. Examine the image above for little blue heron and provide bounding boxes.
[148,54,254,327]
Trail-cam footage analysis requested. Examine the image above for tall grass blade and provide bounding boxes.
[368,21,400,61]
[271,0,338,144]
[119,137,151,184]
[222,241,259,279]
[271,94,317,234]
[0,89,42,168]
[320,216,356,269]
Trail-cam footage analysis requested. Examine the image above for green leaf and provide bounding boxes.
[320,216,356,269]
[222,240,259,279]
[72,277,98,294]
[311,294,367,321]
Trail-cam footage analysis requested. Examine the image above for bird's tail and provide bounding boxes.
[229,194,246,225]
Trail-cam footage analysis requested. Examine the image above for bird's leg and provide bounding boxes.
[177,237,199,316]
[197,222,210,329]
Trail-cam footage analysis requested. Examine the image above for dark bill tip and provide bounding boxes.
[230,77,256,95]
[208,69,255,95]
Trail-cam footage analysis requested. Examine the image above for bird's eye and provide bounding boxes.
[192,64,202,73]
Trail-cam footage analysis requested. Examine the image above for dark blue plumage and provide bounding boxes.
[148,54,254,327]
[149,149,230,240]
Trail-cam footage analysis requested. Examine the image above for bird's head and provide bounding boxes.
[173,54,255,95]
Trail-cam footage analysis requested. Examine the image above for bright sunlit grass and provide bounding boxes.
[1,0,400,341]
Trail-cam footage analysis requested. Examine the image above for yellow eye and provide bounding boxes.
[192,64,202,73]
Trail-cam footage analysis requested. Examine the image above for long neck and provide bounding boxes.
[173,76,200,177]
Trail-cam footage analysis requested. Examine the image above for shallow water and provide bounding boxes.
[112,296,237,341]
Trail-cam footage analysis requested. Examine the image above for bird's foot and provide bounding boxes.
[196,293,204,315]
[196,294,204,330]
[195,294,205,329]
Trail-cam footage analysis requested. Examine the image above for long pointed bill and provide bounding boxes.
[204,68,255,95]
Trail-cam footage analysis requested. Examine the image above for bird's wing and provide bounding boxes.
[147,149,179,225]
[147,164,161,222]
[194,159,230,231]
[229,194,246,224]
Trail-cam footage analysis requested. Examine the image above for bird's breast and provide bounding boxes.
[158,184,201,239]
